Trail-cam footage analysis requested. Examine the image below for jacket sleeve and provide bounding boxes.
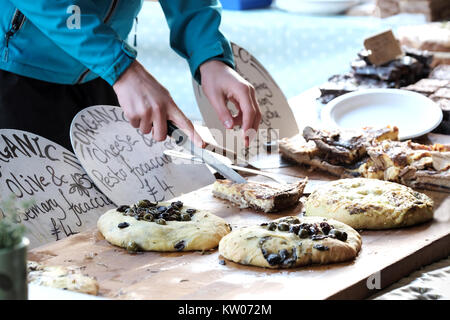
[8,0,136,85]
[159,0,235,84]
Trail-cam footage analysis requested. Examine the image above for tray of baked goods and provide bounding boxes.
[28,124,450,299]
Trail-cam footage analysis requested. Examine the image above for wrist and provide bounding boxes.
[113,59,140,90]
[199,60,227,78]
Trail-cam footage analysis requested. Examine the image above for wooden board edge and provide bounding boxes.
[327,233,450,300]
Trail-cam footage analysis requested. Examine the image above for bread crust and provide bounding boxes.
[212,179,306,213]
[304,178,434,229]
[219,216,361,269]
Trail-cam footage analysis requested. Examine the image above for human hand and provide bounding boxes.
[113,60,204,147]
[199,60,261,147]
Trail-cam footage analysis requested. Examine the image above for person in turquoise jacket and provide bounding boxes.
[0,0,261,149]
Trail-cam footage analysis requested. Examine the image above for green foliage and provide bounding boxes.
[0,195,34,249]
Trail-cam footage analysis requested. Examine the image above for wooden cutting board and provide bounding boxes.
[28,177,450,300]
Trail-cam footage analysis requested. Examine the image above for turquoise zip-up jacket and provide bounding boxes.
[0,0,234,85]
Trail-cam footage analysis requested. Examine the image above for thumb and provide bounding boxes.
[168,102,205,148]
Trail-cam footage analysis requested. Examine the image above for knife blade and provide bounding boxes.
[167,121,247,184]
[163,149,328,194]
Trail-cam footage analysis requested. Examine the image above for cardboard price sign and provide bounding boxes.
[70,105,215,206]
[193,42,299,168]
[364,30,404,66]
[0,129,114,248]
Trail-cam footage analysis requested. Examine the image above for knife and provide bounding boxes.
[163,149,327,194]
[167,121,247,184]
[163,149,286,183]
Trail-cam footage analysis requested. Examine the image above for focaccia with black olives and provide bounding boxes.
[219,216,361,269]
[97,200,231,252]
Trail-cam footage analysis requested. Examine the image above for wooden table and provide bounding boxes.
[28,89,450,300]
[28,179,450,300]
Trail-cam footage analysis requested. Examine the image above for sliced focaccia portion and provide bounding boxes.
[279,126,398,177]
[278,133,353,177]
[212,179,307,213]
[365,141,450,190]
[367,140,434,179]
[219,216,361,269]
[304,178,434,230]
[408,168,450,191]
[302,126,398,165]
[98,200,231,252]
[27,261,99,295]
[279,126,450,192]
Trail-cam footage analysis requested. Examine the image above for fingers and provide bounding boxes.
[152,104,167,142]
[228,96,243,127]
[234,84,258,147]
[128,115,141,129]
[249,86,262,132]
[139,108,153,134]
[205,90,235,130]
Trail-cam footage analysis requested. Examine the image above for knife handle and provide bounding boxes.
[167,121,188,146]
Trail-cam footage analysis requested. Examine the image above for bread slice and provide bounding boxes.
[212,179,307,213]
[27,261,99,295]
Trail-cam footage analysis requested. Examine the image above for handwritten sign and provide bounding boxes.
[364,30,403,66]
[70,105,215,206]
[0,129,115,248]
[193,42,299,168]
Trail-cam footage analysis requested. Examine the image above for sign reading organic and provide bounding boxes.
[0,129,114,248]
[193,42,299,168]
[70,105,215,206]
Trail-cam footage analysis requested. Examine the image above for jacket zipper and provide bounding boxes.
[3,9,26,62]
[76,0,119,84]
[133,17,138,47]
[103,0,119,23]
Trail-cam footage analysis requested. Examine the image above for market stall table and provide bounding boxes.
[28,88,450,299]
[27,181,450,300]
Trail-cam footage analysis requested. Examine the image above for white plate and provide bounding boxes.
[275,0,360,15]
[321,89,443,140]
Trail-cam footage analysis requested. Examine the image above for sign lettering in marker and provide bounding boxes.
[0,129,114,248]
[193,42,299,168]
[70,105,215,206]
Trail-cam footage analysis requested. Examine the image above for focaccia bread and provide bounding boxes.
[304,178,434,229]
[97,200,231,252]
[219,216,361,269]
[212,179,307,213]
[27,261,99,295]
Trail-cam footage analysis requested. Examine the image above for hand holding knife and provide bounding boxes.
[167,121,247,183]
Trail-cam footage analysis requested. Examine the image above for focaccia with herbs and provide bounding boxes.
[304,178,434,229]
